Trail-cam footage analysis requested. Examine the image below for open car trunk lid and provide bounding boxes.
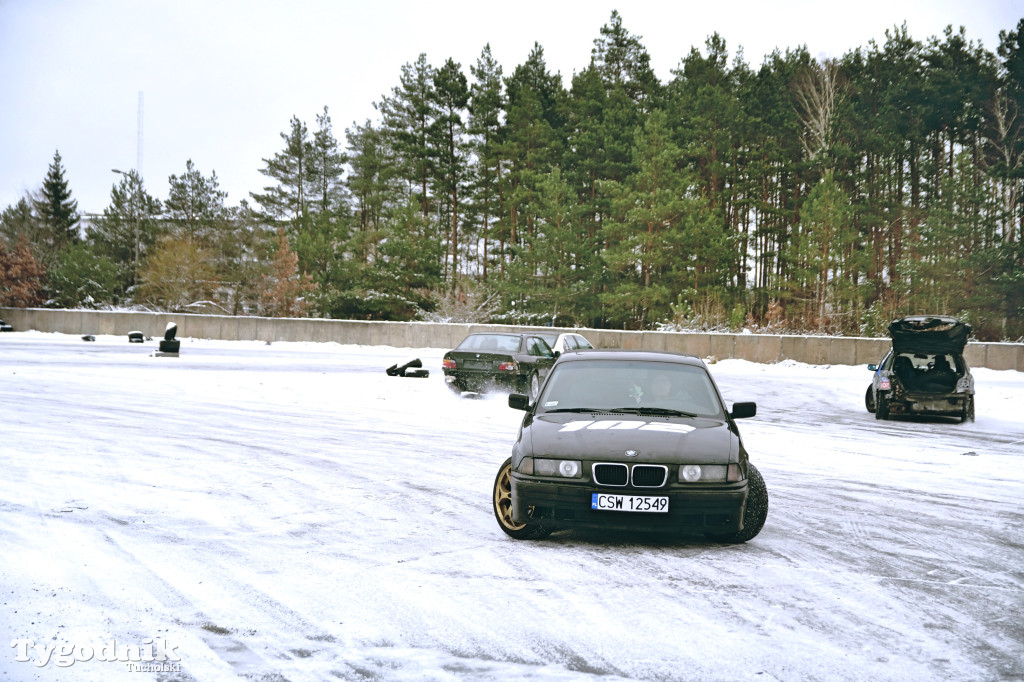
[888,315,971,354]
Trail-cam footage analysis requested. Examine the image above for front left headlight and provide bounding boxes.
[528,457,582,478]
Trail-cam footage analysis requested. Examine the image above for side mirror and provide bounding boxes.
[508,393,530,411]
[867,364,878,371]
[730,402,757,419]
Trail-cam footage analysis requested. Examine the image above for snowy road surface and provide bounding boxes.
[1,332,1022,682]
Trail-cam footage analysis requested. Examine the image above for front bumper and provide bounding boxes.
[511,474,748,535]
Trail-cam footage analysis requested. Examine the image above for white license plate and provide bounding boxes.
[591,493,669,513]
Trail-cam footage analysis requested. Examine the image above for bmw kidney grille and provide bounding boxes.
[592,463,667,488]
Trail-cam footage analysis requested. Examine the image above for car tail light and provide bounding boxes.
[879,377,890,390]
[498,361,517,372]
[442,358,457,369]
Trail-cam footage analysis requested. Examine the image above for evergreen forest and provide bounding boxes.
[3,12,1024,341]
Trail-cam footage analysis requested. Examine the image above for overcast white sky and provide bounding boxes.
[1,0,1020,215]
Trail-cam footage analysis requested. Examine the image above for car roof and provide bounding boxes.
[465,332,537,338]
[554,348,705,366]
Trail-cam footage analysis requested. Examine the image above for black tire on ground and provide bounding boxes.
[961,395,975,423]
[708,464,768,544]
[493,457,551,540]
[865,386,875,413]
[528,371,541,403]
[875,393,889,420]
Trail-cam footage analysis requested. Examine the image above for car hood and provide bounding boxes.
[521,413,739,464]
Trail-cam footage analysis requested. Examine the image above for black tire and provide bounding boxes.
[528,371,541,403]
[865,386,875,413]
[708,464,768,544]
[493,457,550,540]
[961,395,975,423]
[875,393,889,420]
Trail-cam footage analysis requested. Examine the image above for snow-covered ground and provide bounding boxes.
[1,332,1022,682]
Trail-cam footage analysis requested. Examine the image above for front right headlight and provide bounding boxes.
[678,464,740,483]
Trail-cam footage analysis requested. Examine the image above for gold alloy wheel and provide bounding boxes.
[494,461,526,530]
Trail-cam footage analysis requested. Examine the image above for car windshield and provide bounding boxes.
[536,360,725,419]
[456,334,522,353]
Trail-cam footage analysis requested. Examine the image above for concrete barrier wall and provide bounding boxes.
[2,307,1022,371]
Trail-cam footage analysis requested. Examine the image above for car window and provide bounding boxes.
[574,335,593,349]
[537,333,557,349]
[458,334,519,352]
[562,336,576,351]
[526,337,554,357]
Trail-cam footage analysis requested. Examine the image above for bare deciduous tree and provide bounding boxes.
[793,59,845,163]
[983,91,1023,242]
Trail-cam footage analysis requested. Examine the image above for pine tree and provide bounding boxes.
[602,110,703,328]
[46,243,121,308]
[33,150,80,264]
[787,172,855,331]
[251,116,314,222]
[503,43,567,258]
[500,167,584,324]
[345,119,394,240]
[431,57,469,284]
[467,44,506,281]
[378,54,439,219]
[86,169,163,291]
[165,159,229,244]
[0,197,39,249]
[311,106,348,214]
[590,11,661,182]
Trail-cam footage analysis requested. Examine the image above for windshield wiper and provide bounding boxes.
[545,407,605,413]
[604,407,700,418]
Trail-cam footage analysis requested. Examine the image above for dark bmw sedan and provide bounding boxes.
[491,350,767,543]
[442,332,557,399]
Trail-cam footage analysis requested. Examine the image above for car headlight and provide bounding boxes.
[527,457,582,478]
[678,464,732,483]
